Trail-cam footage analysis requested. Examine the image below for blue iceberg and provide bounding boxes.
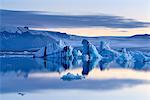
[82,39,102,61]
[61,73,85,81]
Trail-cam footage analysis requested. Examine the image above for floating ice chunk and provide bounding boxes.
[82,39,102,60]
[89,44,102,59]
[100,41,110,50]
[99,41,119,60]
[116,49,150,69]
[61,73,85,81]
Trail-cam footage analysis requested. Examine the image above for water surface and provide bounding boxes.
[0,57,150,100]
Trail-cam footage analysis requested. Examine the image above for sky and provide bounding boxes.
[0,0,150,36]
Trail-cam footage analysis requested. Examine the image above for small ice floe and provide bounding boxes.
[61,73,85,81]
[18,92,25,96]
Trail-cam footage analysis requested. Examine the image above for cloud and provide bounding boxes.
[1,9,150,28]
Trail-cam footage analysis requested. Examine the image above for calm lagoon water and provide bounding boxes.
[0,57,150,100]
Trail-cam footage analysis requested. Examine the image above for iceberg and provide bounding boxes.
[82,39,102,61]
[34,39,76,59]
[99,41,119,60]
[61,73,85,81]
[115,49,150,69]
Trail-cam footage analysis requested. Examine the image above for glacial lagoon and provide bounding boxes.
[0,57,150,100]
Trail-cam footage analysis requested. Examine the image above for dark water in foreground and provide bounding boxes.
[0,57,150,100]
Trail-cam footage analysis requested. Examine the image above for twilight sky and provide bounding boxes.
[0,0,150,36]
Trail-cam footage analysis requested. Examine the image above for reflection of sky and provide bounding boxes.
[1,86,150,100]
[61,68,150,81]
[1,0,150,36]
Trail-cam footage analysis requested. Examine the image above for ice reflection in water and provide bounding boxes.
[0,57,150,77]
[0,57,150,94]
